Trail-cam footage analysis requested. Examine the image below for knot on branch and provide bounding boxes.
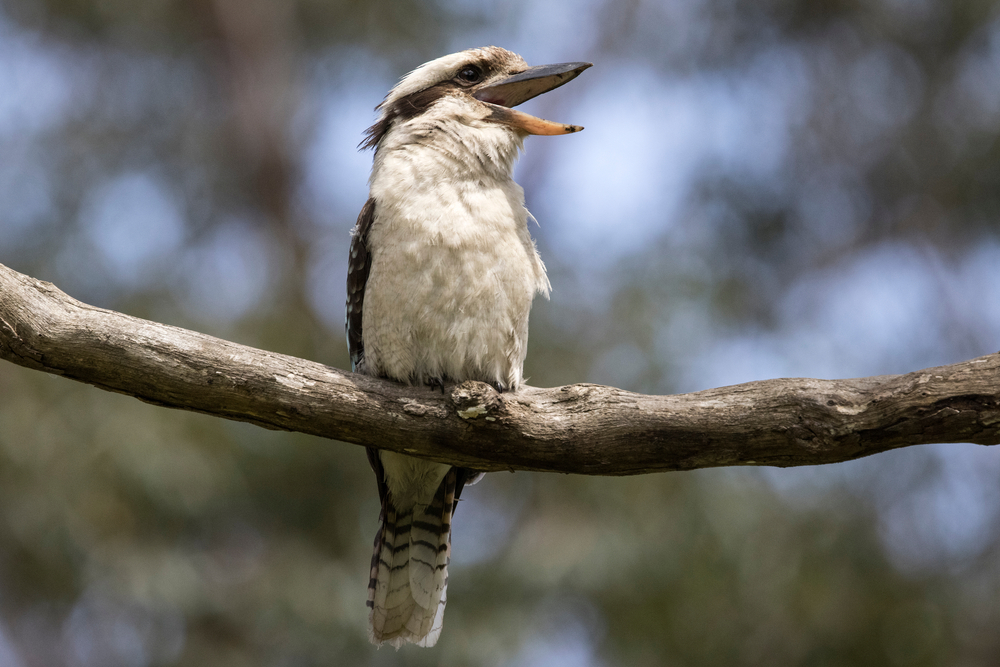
[451,381,501,422]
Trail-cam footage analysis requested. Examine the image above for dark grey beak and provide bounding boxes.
[473,62,592,108]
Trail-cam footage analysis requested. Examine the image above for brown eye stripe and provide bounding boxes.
[361,82,457,149]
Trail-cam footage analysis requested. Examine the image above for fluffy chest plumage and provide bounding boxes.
[361,144,549,390]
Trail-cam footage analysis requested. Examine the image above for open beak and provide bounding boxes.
[474,61,591,136]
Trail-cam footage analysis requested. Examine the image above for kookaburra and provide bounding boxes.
[346,46,590,648]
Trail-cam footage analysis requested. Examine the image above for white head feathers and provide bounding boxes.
[378,46,526,114]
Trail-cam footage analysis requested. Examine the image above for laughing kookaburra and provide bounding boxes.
[346,46,590,648]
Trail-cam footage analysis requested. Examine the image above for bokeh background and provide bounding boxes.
[2,0,1000,664]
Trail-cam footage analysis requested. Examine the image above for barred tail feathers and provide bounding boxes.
[368,468,459,647]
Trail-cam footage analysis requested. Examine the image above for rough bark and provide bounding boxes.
[1,262,998,475]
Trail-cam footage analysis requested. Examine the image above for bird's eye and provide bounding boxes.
[457,66,482,84]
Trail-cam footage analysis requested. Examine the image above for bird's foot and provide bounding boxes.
[426,377,447,394]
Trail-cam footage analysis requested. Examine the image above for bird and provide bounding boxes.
[346,46,590,648]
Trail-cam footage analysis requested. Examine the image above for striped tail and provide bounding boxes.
[367,467,459,648]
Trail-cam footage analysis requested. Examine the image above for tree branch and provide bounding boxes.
[1,262,998,474]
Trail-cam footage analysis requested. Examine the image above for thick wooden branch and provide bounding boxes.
[1,262,998,474]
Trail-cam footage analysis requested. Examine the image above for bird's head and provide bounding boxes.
[362,46,591,152]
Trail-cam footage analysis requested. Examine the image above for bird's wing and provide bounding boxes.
[348,199,391,505]
[366,446,388,503]
[347,198,376,372]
